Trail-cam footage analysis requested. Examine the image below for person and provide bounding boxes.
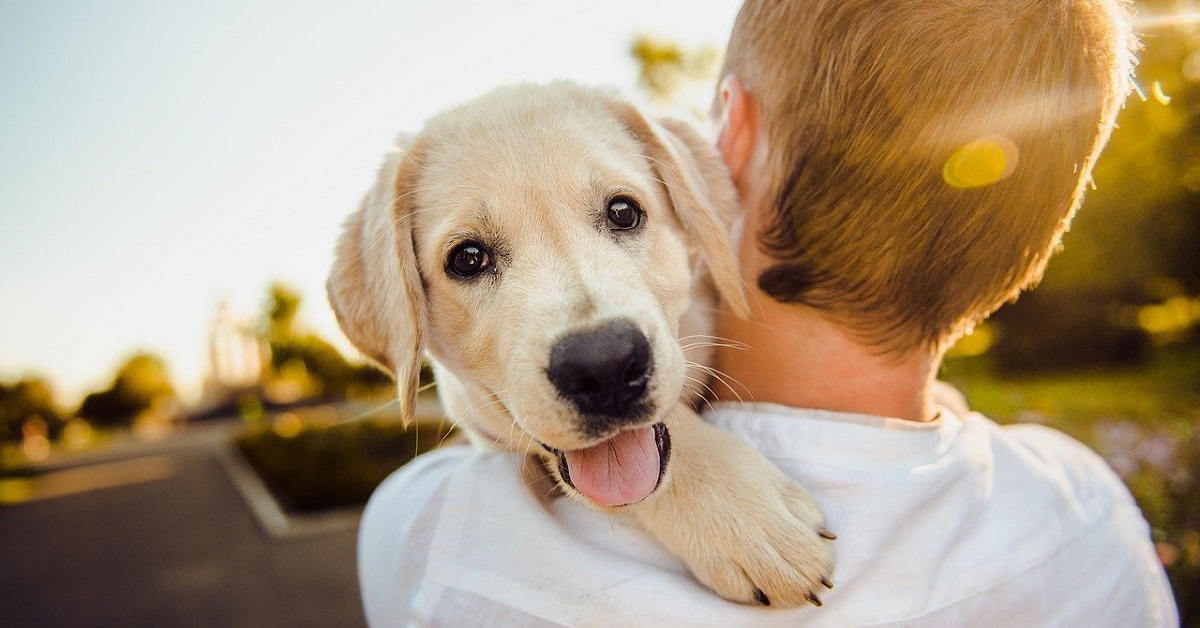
[357,0,1179,625]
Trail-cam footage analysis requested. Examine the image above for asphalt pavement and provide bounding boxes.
[0,426,367,628]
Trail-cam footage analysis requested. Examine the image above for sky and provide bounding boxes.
[0,0,743,404]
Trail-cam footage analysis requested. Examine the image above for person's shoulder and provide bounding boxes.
[986,418,1135,507]
[368,444,477,511]
[991,420,1106,469]
[960,415,1132,511]
[974,415,1113,480]
[358,445,476,575]
[360,443,520,543]
[358,445,534,627]
[949,415,1177,625]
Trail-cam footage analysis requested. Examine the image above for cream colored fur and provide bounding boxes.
[328,82,834,606]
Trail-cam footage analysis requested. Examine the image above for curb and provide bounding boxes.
[214,444,362,539]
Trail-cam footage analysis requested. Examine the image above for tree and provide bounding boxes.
[0,377,63,444]
[630,35,721,112]
[267,282,302,342]
[262,282,391,401]
[77,353,177,428]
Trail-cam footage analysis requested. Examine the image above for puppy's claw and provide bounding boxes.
[807,593,823,607]
[821,577,834,590]
[754,588,770,606]
[818,527,838,540]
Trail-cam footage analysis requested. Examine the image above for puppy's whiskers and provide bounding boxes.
[688,361,753,405]
[449,390,511,441]
[451,391,506,426]
[680,340,752,353]
[679,333,752,353]
[528,465,565,501]
[332,397,401,424]
[683,375,721,411]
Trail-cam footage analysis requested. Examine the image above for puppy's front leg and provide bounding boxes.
[624,404,835,607]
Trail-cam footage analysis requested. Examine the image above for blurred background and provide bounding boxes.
[1,0,1198,626]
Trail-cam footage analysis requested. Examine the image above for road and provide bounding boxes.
[0,429,366,628]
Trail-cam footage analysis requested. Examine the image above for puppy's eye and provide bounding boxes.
[447,241,492,278]
[606,196,643,231]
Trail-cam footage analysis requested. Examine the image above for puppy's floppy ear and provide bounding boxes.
[609,101,751,319]
[327,136,427,424]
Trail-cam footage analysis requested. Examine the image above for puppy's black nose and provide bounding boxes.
[547,319,652,422]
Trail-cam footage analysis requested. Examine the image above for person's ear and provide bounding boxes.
[715,74,759,196]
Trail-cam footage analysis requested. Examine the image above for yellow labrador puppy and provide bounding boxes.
[328,82,834,606]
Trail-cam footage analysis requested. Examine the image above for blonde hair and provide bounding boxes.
[721,0,1137,352]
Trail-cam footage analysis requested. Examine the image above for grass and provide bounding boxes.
[943,342,1200,432]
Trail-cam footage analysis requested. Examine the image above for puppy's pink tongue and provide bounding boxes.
[563,425,659,507]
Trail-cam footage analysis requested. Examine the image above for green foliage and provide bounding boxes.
[262,282,391,401]
[989,291,1150,374]
[0,378,63,444]
[1039,27,1200,297]
[236,416,454,512]
[266,283,302,342]
[630,34,721,107]
[77,353,176,428]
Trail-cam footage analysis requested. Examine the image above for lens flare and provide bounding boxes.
[1152,81,1172,105]
[1133,11,1200,30]
[943,135,1019,189]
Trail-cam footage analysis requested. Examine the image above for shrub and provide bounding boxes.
[236,416,455,513]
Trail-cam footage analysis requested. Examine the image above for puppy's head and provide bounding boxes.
[328,83,745,506]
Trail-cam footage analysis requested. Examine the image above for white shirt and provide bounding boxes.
[358,403,1178,627]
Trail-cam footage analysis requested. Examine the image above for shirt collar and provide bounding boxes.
[704,401,967,469]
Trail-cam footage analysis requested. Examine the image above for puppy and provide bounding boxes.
[328,82,834,606]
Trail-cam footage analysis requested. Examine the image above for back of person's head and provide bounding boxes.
[720,0,1137,353]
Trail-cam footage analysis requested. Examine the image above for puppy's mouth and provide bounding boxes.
[544,422,671,507]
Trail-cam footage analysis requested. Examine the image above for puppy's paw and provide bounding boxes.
[627,412,836,608]
[683,476,836,607]
[748,481,836,607]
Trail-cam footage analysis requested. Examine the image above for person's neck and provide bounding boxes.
[711,294,941,422]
